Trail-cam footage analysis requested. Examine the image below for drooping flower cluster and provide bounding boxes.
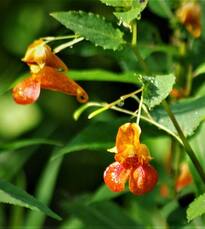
[12,39,88,105]
[104,123,158,195]
[176,2,201,38]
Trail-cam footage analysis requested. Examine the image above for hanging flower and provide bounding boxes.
[104,123,158,195]
[176,2,201,38]
[13,66,88,104]
[12,39,88,105]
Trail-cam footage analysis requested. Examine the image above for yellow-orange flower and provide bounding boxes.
[176,2,201,38]
[12,39,88,104]
[104,123,158,195]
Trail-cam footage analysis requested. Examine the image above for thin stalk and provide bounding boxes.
[42,34,79,43]
[162,100,205,183]
[136,93,143,125]
[54,37,84,53]
[131,21,137,46]
[132,95,153,120]
[111,106,183,144]
[88,88,142,119]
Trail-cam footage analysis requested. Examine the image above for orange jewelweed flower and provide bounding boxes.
[176,2,201,38]
[104,123,158,195]
[13,66,88,104]
[175,162,193,192]
[12,39,88,104]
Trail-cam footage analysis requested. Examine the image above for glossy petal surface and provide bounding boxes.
[12,77,41,105]
[129,164,158,195]
[104,162,130,192]
[36,66,88,103]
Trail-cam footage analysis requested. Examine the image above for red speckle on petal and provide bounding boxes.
[129,164,158,195]
[104,162,130,192]
[12,77,41,105]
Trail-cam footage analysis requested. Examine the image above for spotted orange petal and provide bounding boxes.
[104,162,130,192]
[22,39,68,72]
[35,66,88,103]
[129,164,158,195]
[12,77,41,105]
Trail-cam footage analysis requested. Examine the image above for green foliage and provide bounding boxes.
[193,63,205,77]
[25,155,63,228]
[0,138,62,151]
[69,70,175,109]
[0,180,60,220]
[148,0,174,19]
[63,199,141,228]
[143,74,175,108]
[90,185,127,203]
[52,119,126,160]
[114,0,148,26]
[187,193,205,222]
[69,69,140,84]
[152,96,205,136]
[99,0,133,8]
[51,11,125,50]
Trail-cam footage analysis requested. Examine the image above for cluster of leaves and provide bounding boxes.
[1,0,205,228]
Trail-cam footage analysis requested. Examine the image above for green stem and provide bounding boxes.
[88,88,142,119]
[131,21,149,74]
[184,64,193,97]
[131,21,137,47]
[162,100,205,183]
[130,19,205,183]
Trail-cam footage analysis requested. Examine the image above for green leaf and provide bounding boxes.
[69,69,140,84]
[190,123,205,165]
[0,180,61,220]
[148,0,174,19]
[152,96,205,137]
[143,74,175,108]
[99,0,133,8]
[0,138,62,152]
[90,185,127,204]
[69,70,175,109]
[25,154,63,228]
[52,119,127,160]
[114,0,148,26]
[50,11,125,50]
[193,63,205,77]
[64,199,140,228]
[60,217,85,229]
[187,193,205,222]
